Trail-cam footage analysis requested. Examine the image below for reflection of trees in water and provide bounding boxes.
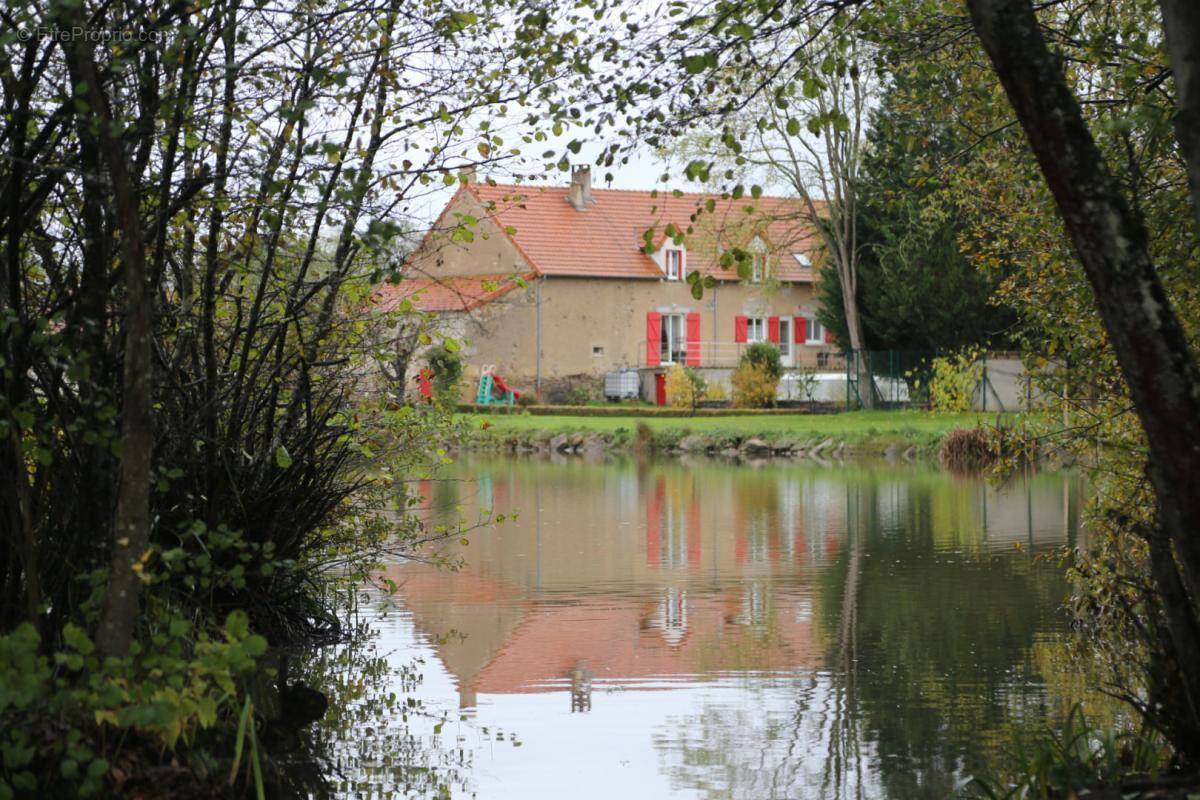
[293,596,475,799]
[817,476,1073,799]
[652,676,880,800]
[651,483,875,800]
[652,472,1076,800]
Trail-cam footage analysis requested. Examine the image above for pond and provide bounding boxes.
[331,457,1088,799]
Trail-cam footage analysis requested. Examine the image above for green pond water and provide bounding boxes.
[328,457,1090,799]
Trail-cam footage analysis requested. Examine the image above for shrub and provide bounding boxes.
[731,362,779,408]
[704,381,728,402]
[939,426,996,471]
[920,348,982,413]
[665,364,706,411]
[563,379,603,405]
[425,344,463,399]
[516,392,538,407]
[740,342,782,378]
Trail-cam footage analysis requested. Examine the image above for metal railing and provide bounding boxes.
[638,340,845,371]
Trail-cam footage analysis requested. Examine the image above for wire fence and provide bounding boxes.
[843,350,1040,411]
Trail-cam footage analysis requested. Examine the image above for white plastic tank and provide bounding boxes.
[604,369,640,400]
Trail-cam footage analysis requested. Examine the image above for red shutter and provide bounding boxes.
[794,316,806,343]
[734,315,748,343]
[646,312,662,366]
[824,327,834,344]
[768,316,781,344]
[686,312,701,366]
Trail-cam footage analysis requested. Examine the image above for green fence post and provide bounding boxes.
[981,352,988,412]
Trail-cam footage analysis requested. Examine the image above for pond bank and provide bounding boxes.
[454,409,1001,459]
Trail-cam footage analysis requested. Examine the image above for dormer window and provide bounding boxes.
[751,253,765,282]
[665,249,683,281]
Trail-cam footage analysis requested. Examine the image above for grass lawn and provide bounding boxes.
[458,409,1003,447]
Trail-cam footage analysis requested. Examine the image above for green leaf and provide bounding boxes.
[274,446,292,469]
[682,54,709,74]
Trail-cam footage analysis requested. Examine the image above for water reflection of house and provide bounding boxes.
[392,462,1076,708]
[390,562,823,709]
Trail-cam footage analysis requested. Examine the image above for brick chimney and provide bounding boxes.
[567,164,593,211]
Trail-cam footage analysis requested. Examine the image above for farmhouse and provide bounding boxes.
[378,166,841,404]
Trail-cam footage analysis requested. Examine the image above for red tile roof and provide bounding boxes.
[465,183,822,282]
[373,273,531,313]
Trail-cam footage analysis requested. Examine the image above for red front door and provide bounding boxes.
[654,373,666,406]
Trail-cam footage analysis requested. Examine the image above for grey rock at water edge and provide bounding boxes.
[740,437,772,457]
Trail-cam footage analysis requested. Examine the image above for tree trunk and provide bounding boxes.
[966,0,1200,757]
[61,26,153,659]
[1158,0,1200,233]
[840,262,876,409]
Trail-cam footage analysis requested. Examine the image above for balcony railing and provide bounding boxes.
[639,341,846,371]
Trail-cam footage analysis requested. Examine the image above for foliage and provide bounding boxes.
[0,609,266,798]
[731,362,780,409]
[377,303,441,404]
[916,349,983,414]
[665,365,706,411]
[815,69,1018,352]
[958,706,1169,800]
[703,381,728,402]
[876,0,1200,763]
[273,590,475,798]
[426,345,464,400]
[0,0,565,788]
[740,342,783,379]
